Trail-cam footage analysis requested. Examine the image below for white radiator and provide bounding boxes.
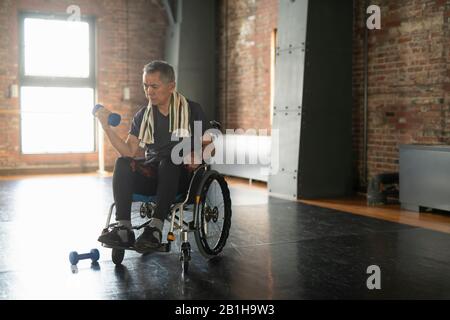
[209,134,272,182]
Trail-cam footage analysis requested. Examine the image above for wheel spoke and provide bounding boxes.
[197,175,230,253]
[216,183,220,205]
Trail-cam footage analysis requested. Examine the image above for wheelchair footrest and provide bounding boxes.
[102,242,171,253]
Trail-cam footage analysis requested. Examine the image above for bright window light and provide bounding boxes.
[21,87,95,154]
[24,18,90,77]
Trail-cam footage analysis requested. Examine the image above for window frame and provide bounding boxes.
[18,12,97,155]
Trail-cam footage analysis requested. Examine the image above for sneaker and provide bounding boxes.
[98,226,135,247]
[135,226,162,252]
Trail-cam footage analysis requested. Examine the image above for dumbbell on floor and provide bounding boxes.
[92,104,121,127]
[69,249,100,265]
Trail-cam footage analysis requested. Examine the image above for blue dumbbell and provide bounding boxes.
[69,249,100,265]
[92,104,121,127]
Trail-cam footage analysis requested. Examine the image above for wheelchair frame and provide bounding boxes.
[101,163,232,273]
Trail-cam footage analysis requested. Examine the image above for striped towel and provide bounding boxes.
[138,91,190,147]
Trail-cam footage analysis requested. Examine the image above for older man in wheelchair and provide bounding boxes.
[95,61,231,271]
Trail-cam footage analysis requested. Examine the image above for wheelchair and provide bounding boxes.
[100,157,232,274]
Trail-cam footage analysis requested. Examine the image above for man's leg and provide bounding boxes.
[99,157,157,247]
[113,157,158,222]
[135,158,190,250]
[113,157,135,223]
[153,158,184,220]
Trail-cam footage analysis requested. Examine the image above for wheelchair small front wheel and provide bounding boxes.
[112,248,125,265]
[194,170,232,259]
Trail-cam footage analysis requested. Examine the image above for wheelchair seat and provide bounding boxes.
[131,193,185,204]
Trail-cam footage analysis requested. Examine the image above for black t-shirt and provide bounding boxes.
[129,100,209,163]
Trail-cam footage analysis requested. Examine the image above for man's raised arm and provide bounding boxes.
[96,110,140,158]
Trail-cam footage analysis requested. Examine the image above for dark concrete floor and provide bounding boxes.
[0,174,449,299]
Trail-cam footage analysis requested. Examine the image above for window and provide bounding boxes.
[20,14,95,154]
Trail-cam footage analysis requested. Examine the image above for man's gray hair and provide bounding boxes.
[143,60,175,83]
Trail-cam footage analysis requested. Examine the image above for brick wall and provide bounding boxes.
[0,0,167,173]
[218,0,450,191]
[353,0,450,188]
[217,0,278,131]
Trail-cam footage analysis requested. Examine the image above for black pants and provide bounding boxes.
[113,157,190,221]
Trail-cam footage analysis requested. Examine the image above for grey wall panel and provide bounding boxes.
[273,49,305,111]
[178,67,215,120]
[278,0,308,50]
[298,0,353,198]
[165,24,181,75]
[164,0,216,122]
[268,171,298,200]
[270,0,353,200]
[164,0,181,77]
[268,111,301,198]
[177,0,216,122]
[268,0,308,198]
[271,112,301,173]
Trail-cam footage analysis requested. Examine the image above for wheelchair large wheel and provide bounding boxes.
[194,170,232,259]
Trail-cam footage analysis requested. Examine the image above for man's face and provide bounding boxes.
[142,71,175,107]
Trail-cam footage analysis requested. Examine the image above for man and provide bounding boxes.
[97,60,212,252]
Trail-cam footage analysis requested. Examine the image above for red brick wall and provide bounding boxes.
[217,0,278,131]
[353,0,450,188]
[0,0,167,173]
